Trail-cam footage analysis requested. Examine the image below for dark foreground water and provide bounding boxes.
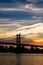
[0,53,43,65]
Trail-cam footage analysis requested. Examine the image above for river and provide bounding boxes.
[0,53,43,65]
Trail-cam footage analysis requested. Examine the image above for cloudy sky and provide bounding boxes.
[0,0,43,45]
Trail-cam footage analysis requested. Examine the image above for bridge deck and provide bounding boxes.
[0,42,43,47]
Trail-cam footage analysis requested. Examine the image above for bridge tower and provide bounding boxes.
[16,34,21,48]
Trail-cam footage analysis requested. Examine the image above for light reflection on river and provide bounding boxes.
[0,53,43,65]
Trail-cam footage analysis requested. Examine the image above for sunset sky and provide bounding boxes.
[0,0,43,45]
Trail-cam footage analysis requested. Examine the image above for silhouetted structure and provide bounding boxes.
[0,34,43,53]
[16,34,21,48]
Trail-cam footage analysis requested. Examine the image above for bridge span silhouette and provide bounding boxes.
[0,34,43,53]
[0,43,43,47]
[0,34,43,48]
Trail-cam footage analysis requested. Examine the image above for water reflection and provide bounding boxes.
[0,53,43,65]
[16,54,21,65]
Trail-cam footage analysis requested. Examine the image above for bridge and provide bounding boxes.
[0,42,43,47]
[0,34,43,48]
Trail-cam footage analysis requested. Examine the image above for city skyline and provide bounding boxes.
[0,0,43,45]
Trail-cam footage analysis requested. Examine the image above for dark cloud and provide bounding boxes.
[0,0,43,6]
[0,0,26,3]
[0,11,34,20]
[33,0,43,8]
[0,3,18,8]
[0,0,14,3]
[0,10,43,20]
[0,0,43,22]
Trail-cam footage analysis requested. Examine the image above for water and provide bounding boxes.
[0,53,43,65]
